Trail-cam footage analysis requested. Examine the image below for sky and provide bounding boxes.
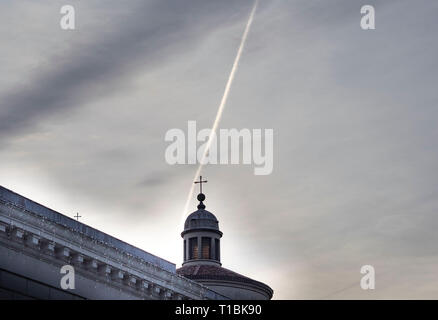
[1,0,438,299]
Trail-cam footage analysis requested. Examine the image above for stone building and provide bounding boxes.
[0,185,272,300]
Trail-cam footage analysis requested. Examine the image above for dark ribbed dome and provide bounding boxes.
[182,208,222,236]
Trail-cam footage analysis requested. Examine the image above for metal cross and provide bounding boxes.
[74,212,81,221]
[194,175,208,194]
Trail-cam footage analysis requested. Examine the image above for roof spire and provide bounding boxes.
[194,176,208,210]
[194,175,207,194]
[197,193,206,210]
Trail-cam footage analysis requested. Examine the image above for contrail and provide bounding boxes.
[181,0,258,223]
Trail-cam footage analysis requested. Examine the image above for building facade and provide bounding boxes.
[0,185,272,300]
[0,186,227,300]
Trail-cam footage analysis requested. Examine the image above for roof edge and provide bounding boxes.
[0,185,176,273]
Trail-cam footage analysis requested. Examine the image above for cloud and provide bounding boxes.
[0,0,255,143]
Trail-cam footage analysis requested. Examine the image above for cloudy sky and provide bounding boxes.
[1,0,438,299]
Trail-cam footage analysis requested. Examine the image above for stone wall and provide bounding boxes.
[0,186,228,300]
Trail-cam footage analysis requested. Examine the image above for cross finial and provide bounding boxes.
[74,212,81,221]
[194,175,208,194]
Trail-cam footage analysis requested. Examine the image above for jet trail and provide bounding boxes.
[181,0,258,223]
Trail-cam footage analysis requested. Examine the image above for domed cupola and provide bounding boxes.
[181,177,222,267]
[182,193,222,235]
[178,176,274,300]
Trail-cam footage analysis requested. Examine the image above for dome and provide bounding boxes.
[181,192,222,236]
[178,178,273,299]
[177,264,273,300]
[182,208,222,236]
